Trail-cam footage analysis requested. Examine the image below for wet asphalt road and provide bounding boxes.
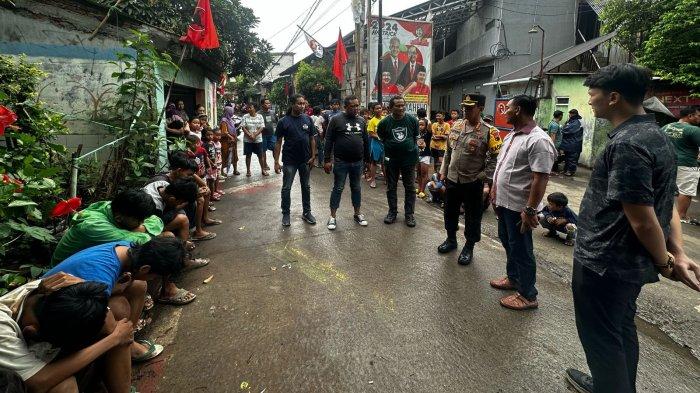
[137,155,700,393]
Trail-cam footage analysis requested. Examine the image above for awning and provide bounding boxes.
[495,32,616,81]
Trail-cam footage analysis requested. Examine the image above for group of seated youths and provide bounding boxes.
[0,151,220,392]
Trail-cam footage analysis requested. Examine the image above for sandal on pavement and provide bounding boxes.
[132,339,164,363]
[185,241,196,251]
[500,293,538,310]
[191,232,216,241]
[135,316,152,333]
[156,288,197,306]
[204,219,223,226]
[208,206,217,212]
[187,258,210,270]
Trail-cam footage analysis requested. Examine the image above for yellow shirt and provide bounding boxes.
[367,116,383,138]
[431,121,450,151]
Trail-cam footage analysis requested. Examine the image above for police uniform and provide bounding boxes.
[439,95,502,258]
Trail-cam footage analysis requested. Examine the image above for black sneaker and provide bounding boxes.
[302,212,316,225]
[565,369,593,393]
[437,239,458,253]
[384,212,397,224]
[282,213,291,227]
[405,214,416,227]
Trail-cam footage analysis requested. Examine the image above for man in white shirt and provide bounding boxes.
[0,273,134,393]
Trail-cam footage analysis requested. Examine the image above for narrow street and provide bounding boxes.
[135,157,700,393]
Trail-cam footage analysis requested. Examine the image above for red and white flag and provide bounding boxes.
[180,0,220,50]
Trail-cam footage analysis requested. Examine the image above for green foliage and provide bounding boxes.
[0,55,70,261]
[97,0,273,79]
[636,0,700,89]
[295,61,340,107]
[601,0,699,89]
[268,79,289,109]
[94,31,177,196]
[231,74,260,103]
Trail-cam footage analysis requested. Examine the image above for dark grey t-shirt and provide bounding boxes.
[574,114,677,285]
[260,110,278,136]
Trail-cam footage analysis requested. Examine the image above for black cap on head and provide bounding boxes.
[461,94,486,107]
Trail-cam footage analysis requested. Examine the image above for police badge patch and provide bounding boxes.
[392,127,407,141]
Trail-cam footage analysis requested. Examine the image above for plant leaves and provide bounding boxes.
[7,200,38,207]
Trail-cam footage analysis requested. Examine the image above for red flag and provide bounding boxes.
[0,105,18,137]
[332,30,348,85]
[180,0,220,50]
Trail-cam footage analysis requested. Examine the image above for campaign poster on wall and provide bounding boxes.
[368,16,432,115]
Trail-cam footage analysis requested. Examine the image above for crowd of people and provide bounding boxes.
[1,64,699,393]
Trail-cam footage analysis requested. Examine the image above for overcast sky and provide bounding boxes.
[240,0,426,59]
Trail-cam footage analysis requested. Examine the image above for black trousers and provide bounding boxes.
[563,150,581,174]
[444,179,484,245]
[573,260,642,393]
[386,163,416,215]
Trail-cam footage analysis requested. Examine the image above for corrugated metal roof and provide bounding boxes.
[587,0,609,16]
[497,31,616,81]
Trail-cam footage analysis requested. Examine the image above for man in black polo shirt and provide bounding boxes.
[273,94,317,227]
[323,95,370,230]
[565,64,700,393]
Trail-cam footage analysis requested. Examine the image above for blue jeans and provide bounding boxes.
[281,163,311,215]
[330,160,362,210]
[497,207,538,300]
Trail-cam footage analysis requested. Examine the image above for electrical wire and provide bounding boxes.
[289,4,352,53]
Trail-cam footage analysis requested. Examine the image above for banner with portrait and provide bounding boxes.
[368,16,432,115]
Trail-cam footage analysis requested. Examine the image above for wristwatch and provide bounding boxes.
[524,206,537,216]
[656,252,675,270]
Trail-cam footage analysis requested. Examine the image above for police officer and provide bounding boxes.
[437,94,502,265]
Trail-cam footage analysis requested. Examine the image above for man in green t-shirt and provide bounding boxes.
[377,96,420,227]
[662,106,700,224]
[52,189,163,264]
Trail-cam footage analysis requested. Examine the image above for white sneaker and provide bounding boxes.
[327,217,337,230]
[354,214,368,226]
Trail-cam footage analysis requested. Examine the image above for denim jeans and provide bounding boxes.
[497,207,538,300]
[563,150,581,174]
[315,134,325,167]
[386,163,416,215]
[281,163,311,215]
[330,160,362,210]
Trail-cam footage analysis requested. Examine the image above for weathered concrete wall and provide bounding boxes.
[0,1,216,154]
[534,75,611,166]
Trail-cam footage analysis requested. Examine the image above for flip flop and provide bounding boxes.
[204,219,223,226]
[185,241,196,251]
[132,339,164,363]
[156,288,197,306]
[188,258,210,270]
[143,294,154,311]
[135,316,152,333]
[191,232,217,241]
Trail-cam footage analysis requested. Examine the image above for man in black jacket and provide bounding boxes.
[560,109,583,176]
[324,96,370,230]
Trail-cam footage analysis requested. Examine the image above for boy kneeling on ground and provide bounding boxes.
[0,273,134,393]
[538,192,578,246]
[43,237,186,364]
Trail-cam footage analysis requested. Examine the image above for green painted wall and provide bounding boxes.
[534,75,612,166]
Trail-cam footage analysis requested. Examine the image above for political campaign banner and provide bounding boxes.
[368,16,432,115]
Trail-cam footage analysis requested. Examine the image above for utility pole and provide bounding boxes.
[377,0,382,105]
[355,21,362,104]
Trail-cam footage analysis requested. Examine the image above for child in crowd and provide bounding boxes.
[426,173,446,204]
[201,128,220,202]
[186,135,208,179]
[431,111,450,172]
[142,178,198,243]
[366,102,385,188]
[198,114,210,129]
[417,118,432,198]
[212,129,224,197]
[538,192,578,246]
[189,117,203,140]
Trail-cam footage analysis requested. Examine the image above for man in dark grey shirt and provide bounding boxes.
[565,64,700,393]
[323,95,370,230]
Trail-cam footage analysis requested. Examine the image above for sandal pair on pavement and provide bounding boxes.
[156,288,197,306]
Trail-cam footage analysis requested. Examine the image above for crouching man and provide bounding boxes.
[0,273,134,393]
